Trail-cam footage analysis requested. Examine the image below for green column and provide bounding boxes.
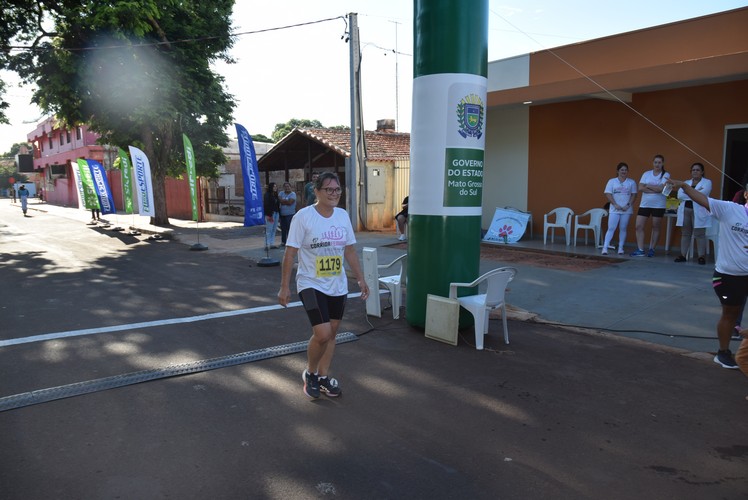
[407,0,488,328]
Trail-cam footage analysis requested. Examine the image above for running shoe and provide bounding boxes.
[674,255,686,262]
[646,248,655,258]
[302,369,320,398]
[630,249,645,257]
[714,350,739,369]
[318,376,342,397]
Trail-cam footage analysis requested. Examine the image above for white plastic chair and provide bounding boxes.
[503,206,533,239]
[448,267,517,350]
[362,247,407,320]
[543,207,574,245]
[574,208,608,247]
[378,254,407,319]
[685,220,718,262]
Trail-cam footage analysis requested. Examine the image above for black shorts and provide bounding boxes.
[712,271,748,307]
[637,207,666,218]
[299,288,347,326]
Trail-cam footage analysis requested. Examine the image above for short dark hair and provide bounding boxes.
[315,172,340,190]
[616,162,628,171]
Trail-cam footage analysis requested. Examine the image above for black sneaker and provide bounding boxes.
[714,350,739,369]
[318,376,342,397]
[302,369,320,398]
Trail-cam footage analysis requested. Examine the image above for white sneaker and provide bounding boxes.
[601,250,608,255]
[398,234,406,241]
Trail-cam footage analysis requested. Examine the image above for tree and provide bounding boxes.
[271,118,324,143]
[0,142,31,187]
[251,133,274,144]
[1,142,32,158]
[3,1,236,226]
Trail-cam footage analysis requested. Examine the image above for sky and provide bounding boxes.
[1,0,746,153]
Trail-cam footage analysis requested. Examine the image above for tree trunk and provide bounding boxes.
[141,123,172,227]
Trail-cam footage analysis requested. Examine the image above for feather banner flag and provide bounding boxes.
[235,123,264,227]
[128,146,155,217]
[118,148,134,214]
[182,134,198,221]
[76,159,100,210]
[87,159,116,215]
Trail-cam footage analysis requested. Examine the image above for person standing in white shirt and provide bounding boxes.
[602,162,637,255]
[673,163,712,264]
[630,154,670,257]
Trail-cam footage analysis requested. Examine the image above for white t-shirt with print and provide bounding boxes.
[286,205,356,296]
[604,177,637,214]
[638,170,671,209]
[707,198,748,276]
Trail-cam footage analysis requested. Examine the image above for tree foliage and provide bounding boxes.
[2,1,236,225]
[251,133,274,144]
[2,142,33,158]
[271,118,324,142]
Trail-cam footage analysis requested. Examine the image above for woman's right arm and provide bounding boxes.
[669,180,709,210]
[278,246,298,307]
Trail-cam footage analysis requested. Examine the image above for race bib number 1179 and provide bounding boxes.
[316,256,342,278]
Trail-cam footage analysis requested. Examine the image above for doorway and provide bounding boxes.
[722,125,748,200]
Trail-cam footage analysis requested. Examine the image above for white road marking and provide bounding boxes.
[1,292,367,347]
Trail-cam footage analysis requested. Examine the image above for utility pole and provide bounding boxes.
[348,12,366,231]
[390,20,401,131]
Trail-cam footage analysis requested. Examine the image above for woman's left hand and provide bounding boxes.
[358,281,369,300]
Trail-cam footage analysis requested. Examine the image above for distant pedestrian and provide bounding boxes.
[667,178,748,370]
[278,172,369,399]
[278,182,296,246]
[9,187,16,203]
[396,195,409,241]
[18,185,29,216]
[263,182,280,249]
[304,172,319,207]
[91,207,101,221]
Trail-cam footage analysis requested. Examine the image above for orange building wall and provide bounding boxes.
[527,80,748,243]
[530,8,748,86]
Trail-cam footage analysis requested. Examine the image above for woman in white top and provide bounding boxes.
[673,162,712,264]
[630,154,671,257]
[278,172,369,399]
[602,162,637,255]
[666,179,748,371]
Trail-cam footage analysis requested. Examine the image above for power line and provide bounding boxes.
[6,15,347,52]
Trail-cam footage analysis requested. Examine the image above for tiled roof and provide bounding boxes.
[298,128,410,161]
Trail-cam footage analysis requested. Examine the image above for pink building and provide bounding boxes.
[25,116,198,220]
[27,117,109,207]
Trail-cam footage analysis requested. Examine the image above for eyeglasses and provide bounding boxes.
[320,187,342,195]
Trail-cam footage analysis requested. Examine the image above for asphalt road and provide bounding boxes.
[1,200,747,499]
